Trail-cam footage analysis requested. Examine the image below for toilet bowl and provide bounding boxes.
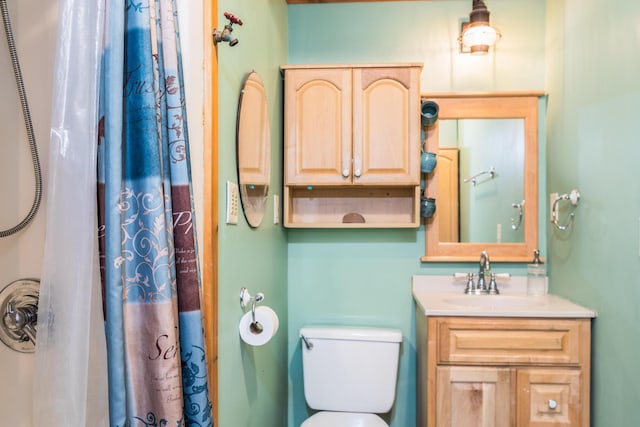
[299,326,402,427]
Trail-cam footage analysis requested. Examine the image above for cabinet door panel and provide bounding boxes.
[517,369,581,426]
[284,68,351,184]
[352,67,420,185]
[437,366,512,427]
[436,147,460,242]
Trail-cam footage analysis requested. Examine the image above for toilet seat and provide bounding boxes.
[300,411,388,427]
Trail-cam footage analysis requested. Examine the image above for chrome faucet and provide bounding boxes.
[458,250,504,294]
[477,250,491,293]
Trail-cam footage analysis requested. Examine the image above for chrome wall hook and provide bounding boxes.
[511,200,524,230]
[550,189,580,231]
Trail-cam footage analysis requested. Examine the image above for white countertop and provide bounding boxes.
[412,275,597,318]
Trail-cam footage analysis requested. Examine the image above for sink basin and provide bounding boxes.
[443,295,547,309]
[412,275,597,317]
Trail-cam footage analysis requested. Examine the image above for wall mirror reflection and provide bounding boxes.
[439,118,525,243]
[422,93,543,262]
[236,71,271,227]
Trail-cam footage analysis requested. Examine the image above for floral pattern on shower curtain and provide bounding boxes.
[97,1,212,426]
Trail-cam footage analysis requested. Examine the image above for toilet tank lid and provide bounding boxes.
[300,326,402,343]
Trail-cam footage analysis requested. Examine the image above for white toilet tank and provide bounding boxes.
[300,326,402,414]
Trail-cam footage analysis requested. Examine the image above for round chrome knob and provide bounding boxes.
[354,169,361,177]
[0,279,39,352]
[342,169,349,178]
[548,399,558,410]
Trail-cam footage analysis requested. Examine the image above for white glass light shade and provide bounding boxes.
[461,22,501,54]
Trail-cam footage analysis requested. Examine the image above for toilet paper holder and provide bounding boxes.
[240,287,264,327]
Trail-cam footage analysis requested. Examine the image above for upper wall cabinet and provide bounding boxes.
[282,64,422,228]
[283,65,421,186]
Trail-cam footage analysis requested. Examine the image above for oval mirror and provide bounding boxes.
[236,72,271,227]
[422,93,543,262]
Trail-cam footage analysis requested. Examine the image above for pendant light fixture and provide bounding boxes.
[459,0,501,55]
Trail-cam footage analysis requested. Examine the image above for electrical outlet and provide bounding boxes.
[226,181,239,224]
[273,194,280,225]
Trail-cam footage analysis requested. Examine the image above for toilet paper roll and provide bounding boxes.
[239,306,279,346]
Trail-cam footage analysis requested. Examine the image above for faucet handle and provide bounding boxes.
[464,273,475,294]
[223,12,243,26]
[487,273,500,295]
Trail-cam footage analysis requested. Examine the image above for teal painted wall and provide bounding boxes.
[545,0,640,425]
[286,2,548,426]
[212,0,640,425]
[216,0,289,426]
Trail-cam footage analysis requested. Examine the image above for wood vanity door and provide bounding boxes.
[517,369,581,426]
[436,366,513,427]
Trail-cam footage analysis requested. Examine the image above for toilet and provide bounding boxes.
[299,326,402,427]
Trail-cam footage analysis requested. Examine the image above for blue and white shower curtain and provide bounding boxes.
[97,1,212,425]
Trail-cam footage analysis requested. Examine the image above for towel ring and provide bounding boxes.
[551,189,580,231]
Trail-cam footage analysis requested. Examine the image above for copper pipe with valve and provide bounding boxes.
[213,12,243,47]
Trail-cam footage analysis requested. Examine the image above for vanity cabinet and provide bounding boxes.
[281,64,422,228]
[417,316,591,427]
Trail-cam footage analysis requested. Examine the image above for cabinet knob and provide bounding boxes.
[354,168,361,177]
[342,169,350,178]
[548,399,558,410]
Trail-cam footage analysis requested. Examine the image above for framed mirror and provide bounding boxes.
[236,72,271,227]
[421,93,544,262]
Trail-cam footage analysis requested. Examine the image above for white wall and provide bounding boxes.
[0,0,57,425]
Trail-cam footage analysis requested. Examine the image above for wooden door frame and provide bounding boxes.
[203,0,218,425]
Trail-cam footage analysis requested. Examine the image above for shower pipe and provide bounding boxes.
[0,0,42,238]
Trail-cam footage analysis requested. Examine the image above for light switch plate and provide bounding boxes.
[273,194,280,225]
[226,181,239,224]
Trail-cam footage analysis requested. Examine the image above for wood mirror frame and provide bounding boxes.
[421,92,544,263]
[236,72,271,228]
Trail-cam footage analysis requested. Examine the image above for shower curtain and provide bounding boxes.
[33,0,109,425]
[34,0,212,426]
